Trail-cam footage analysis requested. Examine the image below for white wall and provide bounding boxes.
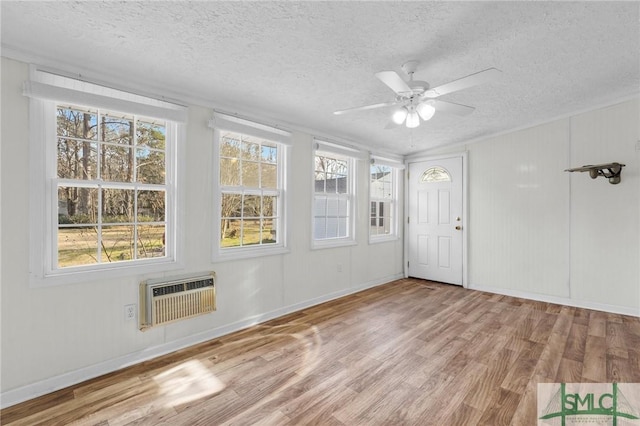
[0,57,404,406]
[422,97,640,315]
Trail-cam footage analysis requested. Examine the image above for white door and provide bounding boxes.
[408,156,464,285]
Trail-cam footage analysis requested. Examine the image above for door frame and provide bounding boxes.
[404,151,469,288]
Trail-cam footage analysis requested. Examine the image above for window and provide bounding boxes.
[211,114,290,260]
[313,141,358,248]
[421,166,451,182]
[26,68,185,284]
[369,158,401,242]
[56,106,169,268]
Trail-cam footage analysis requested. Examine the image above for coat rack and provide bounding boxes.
[564,162,625,185]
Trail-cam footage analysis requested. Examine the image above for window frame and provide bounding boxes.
[311,142,358,250]
[27,69,185,287]
[368,162,400,243]
[211,117,290,262]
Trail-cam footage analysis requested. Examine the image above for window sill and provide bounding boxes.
[311,238,358,250]
[369,235,400,245]
[30,257,184,288]
[213,245,290,262]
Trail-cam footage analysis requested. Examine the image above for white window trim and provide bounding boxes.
[27,69,185,287]
[210,115,291,262]
[311,140,359,250]
[368,155,404,244]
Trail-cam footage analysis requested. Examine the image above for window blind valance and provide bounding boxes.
[370,154,406,169]
[208,112,292,145]
[23,80,188,123]
[314,139,367,160]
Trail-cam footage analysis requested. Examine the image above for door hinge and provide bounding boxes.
[407,261,410,268]
[407,216,410,224]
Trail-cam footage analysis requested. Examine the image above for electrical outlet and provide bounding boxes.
[125,304,136,321]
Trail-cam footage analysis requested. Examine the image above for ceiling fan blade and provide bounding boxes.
[375,71,412,95]
[333,100,399,115]
[432,99,475,116]
[424,68,501,98]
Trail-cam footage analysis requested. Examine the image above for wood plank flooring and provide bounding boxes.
[2,278,640,425]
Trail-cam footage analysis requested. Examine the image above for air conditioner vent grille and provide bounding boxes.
[140,273,216,330]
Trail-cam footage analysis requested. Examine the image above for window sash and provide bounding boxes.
[369,165,398,240]
[213,126,288,259]
[312,148,356,246]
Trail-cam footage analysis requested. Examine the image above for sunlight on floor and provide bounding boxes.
[153,359,226,407]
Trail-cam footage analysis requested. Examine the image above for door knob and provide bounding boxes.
[455,225,462,230]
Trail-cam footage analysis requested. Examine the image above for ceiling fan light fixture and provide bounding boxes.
[417,102,436,121]
[406,110,420,128]
[392,107,408,125]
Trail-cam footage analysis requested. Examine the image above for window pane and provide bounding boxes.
[58,186,98,224]
[102,114,133,145]
[102,145,134,182]
[261,144,277,163]
[137,225,165,259]
[263,195,277,217]
[338,199,348,216]
[243,195,261,218]
[337,217,347,237]
[57,139,98,180]
[57,107,97,140]
[314,171,326,193]
[371,165,392,199]
[242,161,259,187]
[336,175,348,194]
[327,218,339,238]
[326,174,338,194]
[421,166,451,182]
[221,194,242,218]
[314,197,327,217]
[220,219,241,247]
[136,120,165,149]
[241,141,260,161]
[58,226,98,268]
[101,225,134,262]
[242,219,260,246]
[262,219,277,244]
[220,158,240,185]
[220,134,241,157]
[261,163,277,188]
[325,158,347,175]
[313,217,326,239]
[137,190,165,222]
[136,148,165,184]
[102,189,134,223]
[327,198,339,217]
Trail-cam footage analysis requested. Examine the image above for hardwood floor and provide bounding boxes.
[2,278,640,425]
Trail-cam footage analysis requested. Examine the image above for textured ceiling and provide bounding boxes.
[2,1,638,155]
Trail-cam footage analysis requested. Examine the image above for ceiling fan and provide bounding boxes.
[333,60,501,128]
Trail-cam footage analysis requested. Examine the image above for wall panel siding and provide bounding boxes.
[468,120,571,298]
[569,101,640,308]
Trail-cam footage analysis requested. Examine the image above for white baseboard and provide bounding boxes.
[468,283,640,318]
[0,273,403,409]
